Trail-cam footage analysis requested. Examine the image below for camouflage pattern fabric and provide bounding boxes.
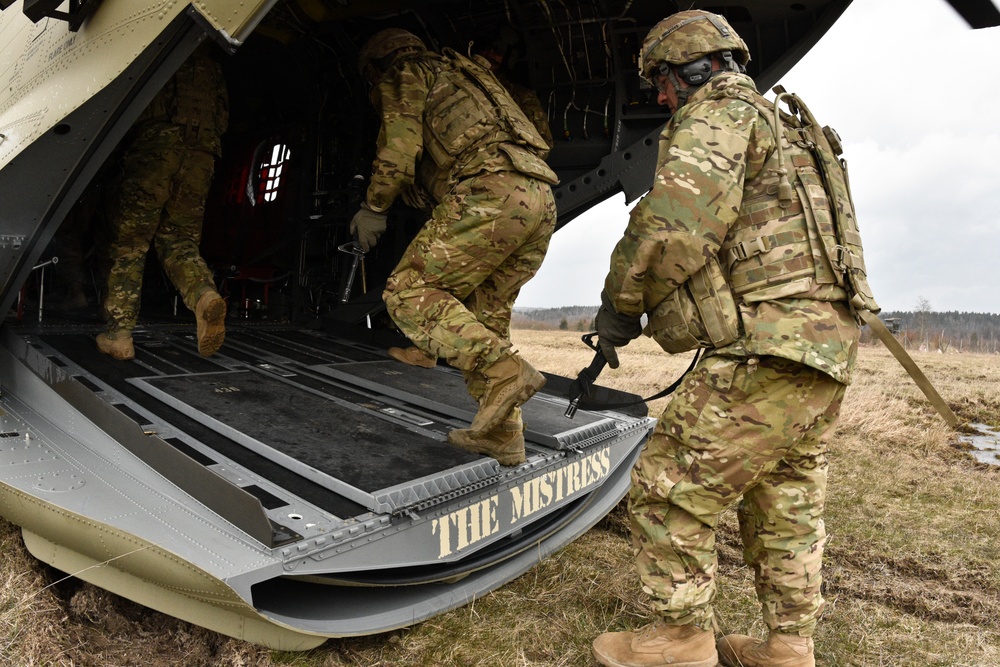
[368,45,556,376]
[365,51,555,212]
[136,45,229,156]
[631,355,845,635]
[496,72,554,159]
[104,134,218,332]
[604,72,859,383]
[103,48,227,334]
[383,170,556,372]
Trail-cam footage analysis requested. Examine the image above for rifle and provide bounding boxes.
[565,333,606,418]
[564,332,701,419]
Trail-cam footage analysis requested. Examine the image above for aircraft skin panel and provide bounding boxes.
[281,435,645,574]
[0,342,284,581]
[252,443,641,638]
[188,0,281,44]
[0,1,274,172]
[10,426,640,648]
[19,530,329,651]
[0,1,192,170]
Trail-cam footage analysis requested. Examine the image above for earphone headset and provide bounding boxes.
[668,49,741,85]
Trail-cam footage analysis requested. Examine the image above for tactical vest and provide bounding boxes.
[647,85,878,354]
[417,48,557,200]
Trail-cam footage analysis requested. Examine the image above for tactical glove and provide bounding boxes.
[594,290,643,369]
[350,204,388,252]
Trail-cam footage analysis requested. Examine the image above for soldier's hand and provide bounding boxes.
[596,335,622,370]
[350,204,388,252]
[595,290,642,369]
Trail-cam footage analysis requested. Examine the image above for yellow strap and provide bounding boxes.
[858,309,960,429]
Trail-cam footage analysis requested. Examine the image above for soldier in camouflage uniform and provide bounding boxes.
[591,11,874,667]
[386,32,555,371]
[96,43,229,361]
[354,29,559,465]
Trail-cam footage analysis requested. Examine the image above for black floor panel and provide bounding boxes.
[36,331,370,517]
[314,361,613,448]
[222,329,384,365]
[136,369,482,494]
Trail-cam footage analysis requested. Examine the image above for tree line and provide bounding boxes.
[511,306,598,331]
[513,305,1000,354]
[869,309,1000,354]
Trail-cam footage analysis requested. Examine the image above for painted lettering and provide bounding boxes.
[434,447,614,558]
[434,495,500,559]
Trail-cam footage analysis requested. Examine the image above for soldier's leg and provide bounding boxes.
[736,365,845,637]
[461,176,556,342]
[630,355,845,630]
[444,178,554,459]
[103,146,181,333]
[383,172,554,372]
[155,150,218,310]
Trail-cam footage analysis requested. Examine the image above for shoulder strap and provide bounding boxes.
[857,309,960,428]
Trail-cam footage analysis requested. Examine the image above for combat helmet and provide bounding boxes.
[639,10,749,83]
[359,28,426,83]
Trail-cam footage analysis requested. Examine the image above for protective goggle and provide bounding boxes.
[651,64,673,93]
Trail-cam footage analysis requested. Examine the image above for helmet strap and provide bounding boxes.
[659,64,691,108]
[719,50,746,74]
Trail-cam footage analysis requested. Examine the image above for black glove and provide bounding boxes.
[350,203,388,252]
[594,290,643,369]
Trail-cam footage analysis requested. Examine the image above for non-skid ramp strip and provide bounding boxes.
[128,369,498,514]
[310,361,622,450]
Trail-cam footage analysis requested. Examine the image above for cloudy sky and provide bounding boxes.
[517,0,1000,315]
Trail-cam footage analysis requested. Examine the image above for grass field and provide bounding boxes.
[1,331,997,666]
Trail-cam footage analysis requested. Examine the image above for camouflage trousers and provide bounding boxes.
[630,354,846,636]
[383,170,556,372]
[104,132,217,333]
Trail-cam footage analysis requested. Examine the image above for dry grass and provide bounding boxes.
[1,331,998,666]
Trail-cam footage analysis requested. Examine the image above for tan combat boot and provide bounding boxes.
[469,353,545,435]
[96,331,135,360]
[195,289,226,357]
[388,345,436,368]
[593,621,717,667]
[718,632,814,667]
[448,408,524,465]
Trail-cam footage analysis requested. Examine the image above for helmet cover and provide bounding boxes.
[639,10,749,82]
[359,28,426,80]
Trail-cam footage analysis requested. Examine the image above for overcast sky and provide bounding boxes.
[517,0,1000,315]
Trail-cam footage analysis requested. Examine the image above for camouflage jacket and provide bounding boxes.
[366,51,555,212]
[604,73,859,384]
[495,72,553,159]
[135,45,228,156]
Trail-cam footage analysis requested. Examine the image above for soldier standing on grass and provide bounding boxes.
[97,43,229,361]
[353,29,559,465]
[591,10,877,667]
